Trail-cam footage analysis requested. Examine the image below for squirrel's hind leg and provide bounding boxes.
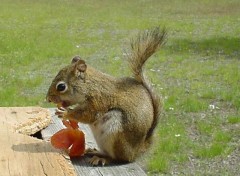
[90,109,141,164]
[90,109,126,164]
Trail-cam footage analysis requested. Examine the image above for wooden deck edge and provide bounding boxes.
[0,107,76,176]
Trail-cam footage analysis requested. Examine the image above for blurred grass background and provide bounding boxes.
[0,0,239,175]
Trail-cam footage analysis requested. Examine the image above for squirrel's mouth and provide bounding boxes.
[58,101,71,108]
[47,95,75,109]
[47,95,71,108]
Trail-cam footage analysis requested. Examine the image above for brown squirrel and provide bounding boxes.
[46,27,166,165]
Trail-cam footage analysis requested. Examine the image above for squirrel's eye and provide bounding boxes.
[56,81,68,93]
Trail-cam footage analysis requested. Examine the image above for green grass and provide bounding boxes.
[148,114,191,173]
[1,0,240,175]
[191,115,237,173]
[227,116,240,124]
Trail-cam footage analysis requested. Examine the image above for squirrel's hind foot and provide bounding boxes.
[85,148,112,166]
[88,155,111,166]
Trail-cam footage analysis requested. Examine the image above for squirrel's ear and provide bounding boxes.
[74,59,87,81]
[71,56,81,64]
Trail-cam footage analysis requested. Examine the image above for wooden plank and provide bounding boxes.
[0,107,77,176]
[0,107,51,135]
[42,108,147,176]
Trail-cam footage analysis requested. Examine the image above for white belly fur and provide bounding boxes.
[89,111,123,159]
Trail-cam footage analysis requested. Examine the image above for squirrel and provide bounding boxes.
[46,27,166,165]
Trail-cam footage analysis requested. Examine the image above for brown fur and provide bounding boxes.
[47,27,166,164]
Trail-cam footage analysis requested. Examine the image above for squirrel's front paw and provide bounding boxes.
[55,107,68,118]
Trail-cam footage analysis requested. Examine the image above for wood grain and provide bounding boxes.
[0,107,77,176]
[0,107,51,135]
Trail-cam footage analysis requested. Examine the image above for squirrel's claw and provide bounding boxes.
[88,155,109,166]
[85,148,110,166]
[55,107,67,118]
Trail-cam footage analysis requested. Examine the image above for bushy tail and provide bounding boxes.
[127,27,166,82]
[126,27,166,142]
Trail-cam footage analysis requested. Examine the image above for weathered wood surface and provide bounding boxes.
[41,108,147,176]
[0,107,51,135]
[0,107,76,176]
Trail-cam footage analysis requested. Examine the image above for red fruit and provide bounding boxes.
[51,129,73,149]
[69,119,79,129]
[51,120,85,157]
[68,130,85,157]
[62,119,79,129]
